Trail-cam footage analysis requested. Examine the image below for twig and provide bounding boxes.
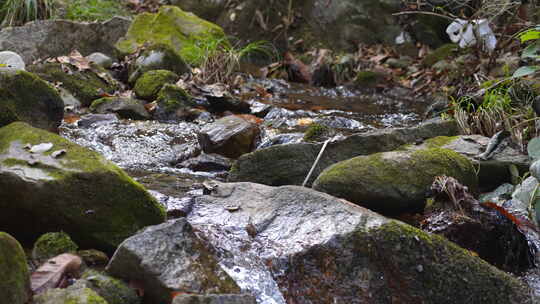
[302,139,330,187]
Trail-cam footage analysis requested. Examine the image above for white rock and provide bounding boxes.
[0,51,25,72]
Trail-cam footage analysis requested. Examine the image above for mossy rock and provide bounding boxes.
[354,70,386,87]
[0,122,166,252]
[154,83,196,121]
[32,231,79,264]
[77,249,109,267]
[313,148,478,214]
[115,5,226,62]
[134,70,179,101]
[34,284,108,304]
[0,232,31,304]
[89,97,150,120]
[79,269,140,304]
[422,43,458,67]
[28,63,117,107]
[0,71,64,132]
[128,44,189,83]
[303,123,332,142]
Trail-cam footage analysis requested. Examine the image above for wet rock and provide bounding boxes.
[28,62,117,107]
[134,70,179,101]
[229,118,459,186]
[128,44,190,83]
[0,17,130,64]
[33,283,108,304]
[257,133,304,149]
[172,294,256,304]
[313,148,478,214]
[106,218,241,304]
[417,135,530,189]
[78,269,140,304]
[179,153,232,172]
[198,115,260,159]
[0,51,25,72]
[154,84,197,122]
[0,71,64,132]
[0,122,166,251]
[186,181,534,304]
[77,113,119,128]
[90,97,150,120]
[32,232,79,265]
[200,84,250,113]
[479,183,515,205]
[86,52,113,69]
[0,232,31,304]
[116,6,225,58]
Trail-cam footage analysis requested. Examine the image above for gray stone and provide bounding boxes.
[0,51,25,72]
[79,269,140,304]
[0,122,166,251]
[198,115,260,159]
[0,17,130,64]
[86,52,113,69]
[128,44,189,83]
[184,181,534,304]
[106,218,240,304]
[90,97,150,120]
[229,118,459,186]
[0,232,30,304]
[530,159,540,181]
[173,294,256,304]
[179,153,232,172]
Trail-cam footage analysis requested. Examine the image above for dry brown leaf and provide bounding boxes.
[31,253,82,294]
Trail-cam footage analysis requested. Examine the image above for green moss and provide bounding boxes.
[0,232,30,304]
[303,123,331,142]
[354,70,384,87]
[32,232,78,262]
[64,0,129,21]
[422,136,459,149]
[115,5,226,60]
[422,43,458,67]
[89,98,109,111]
[134,70,179,101]
[0,71,63,131]
[0,122,166,250]
[156,83,193,111]
[81,269,138,304]
[27,63,117,107]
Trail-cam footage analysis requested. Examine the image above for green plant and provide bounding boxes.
[183,37,276,84]
[64,0,128,21]
[513,25,540,78]
[0,0,55,26]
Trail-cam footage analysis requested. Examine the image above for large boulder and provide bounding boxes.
[183,182,533,303]
[0,17,130,64]
[106,218,241,304]
[229,118,459,186]
[0,232,31,304]
[198,115,260,159]
[0,122,166,251]
[0,71,64,132]
[115,5,226,61]
[28,63,118,107]
[312,148,478,214]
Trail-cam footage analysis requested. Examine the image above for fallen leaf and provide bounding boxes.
[31,254,82,294]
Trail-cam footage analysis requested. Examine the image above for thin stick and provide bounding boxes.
[302,139,330,187]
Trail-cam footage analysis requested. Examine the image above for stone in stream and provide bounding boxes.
[134,70,179,101]
[90,96,150,120]
[229,118,459,186]
[0,232,31,304]
[0,71,64,132]
[0,122,166,252]
[28,62,118,107]
[312,148,478,215]
[0,17,130,64]
[106,218,241,304]
[154,84,198,122]
[182,182,533,303]
[198,115,260,159]
[179,152,233,172]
